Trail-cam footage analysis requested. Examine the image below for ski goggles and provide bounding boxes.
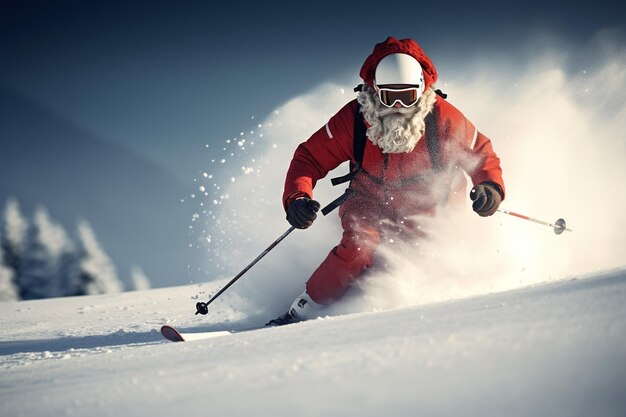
[376,85,421,108]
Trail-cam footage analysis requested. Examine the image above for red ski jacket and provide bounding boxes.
[283,97,505,216]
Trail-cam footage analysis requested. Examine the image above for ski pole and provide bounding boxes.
[195,225,296,315]
[497,208,572,234]
[195,192,352,316]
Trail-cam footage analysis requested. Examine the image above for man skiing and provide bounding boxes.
[267,37,505,326]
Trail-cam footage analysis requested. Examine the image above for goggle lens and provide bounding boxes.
[378,87,420,108]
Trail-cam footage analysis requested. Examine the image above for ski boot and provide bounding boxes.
[265,291,322,327]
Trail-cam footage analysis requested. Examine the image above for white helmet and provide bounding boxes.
[375,53,425,93]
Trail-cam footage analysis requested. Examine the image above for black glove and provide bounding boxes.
[286,198,321,229]
[470,182,502,217]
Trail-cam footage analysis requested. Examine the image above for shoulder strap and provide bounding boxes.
[353,103,366,167]
[330,103,366,186]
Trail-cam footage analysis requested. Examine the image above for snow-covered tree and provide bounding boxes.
[2,197,28,282]
[1,198,126,299]
[0,246,19,302]
[69,220,123,295]
[130,265,151,291]
[19,207,76,299]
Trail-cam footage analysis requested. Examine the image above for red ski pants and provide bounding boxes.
[305,196,427,304]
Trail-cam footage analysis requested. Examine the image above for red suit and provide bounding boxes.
[283,38,505,304]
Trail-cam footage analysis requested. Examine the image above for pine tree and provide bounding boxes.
[2,197,28,293]
[0,246,19,302]
[70,220,123,295]
[19,207,75,299]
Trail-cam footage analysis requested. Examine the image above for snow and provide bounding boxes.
[1,268,625,417]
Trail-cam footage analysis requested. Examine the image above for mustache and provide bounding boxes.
[375,102,420,118]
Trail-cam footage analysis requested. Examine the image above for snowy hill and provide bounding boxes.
[1,268,625,417]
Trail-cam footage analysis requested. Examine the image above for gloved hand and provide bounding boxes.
[470,182,502,217]
[286,198,321,229]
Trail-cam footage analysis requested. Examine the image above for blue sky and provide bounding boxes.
[0,0,624,288]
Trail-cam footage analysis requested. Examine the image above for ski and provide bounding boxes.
[160,325,234,342]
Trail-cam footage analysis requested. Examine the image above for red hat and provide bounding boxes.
[360,37,438,91]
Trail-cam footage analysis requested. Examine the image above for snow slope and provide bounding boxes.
[1,268,625,417]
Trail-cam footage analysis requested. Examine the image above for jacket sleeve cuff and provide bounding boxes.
[283,191,311,211]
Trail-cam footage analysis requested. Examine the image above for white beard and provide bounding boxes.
[357,84,437,154]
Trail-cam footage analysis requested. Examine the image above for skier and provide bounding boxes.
[267,37,505,326]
